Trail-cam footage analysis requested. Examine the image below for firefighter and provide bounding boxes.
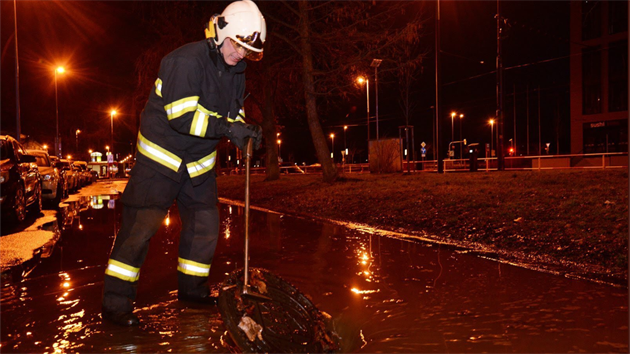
[101,0,266,326]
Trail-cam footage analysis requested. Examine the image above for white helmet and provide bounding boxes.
[207,0,266,61]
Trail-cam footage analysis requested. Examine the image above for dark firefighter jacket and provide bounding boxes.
[135,39,247,186]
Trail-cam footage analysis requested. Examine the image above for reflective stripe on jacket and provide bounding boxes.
[135,40,247,186]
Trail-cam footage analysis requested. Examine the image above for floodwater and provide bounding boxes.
[1,194,628,353]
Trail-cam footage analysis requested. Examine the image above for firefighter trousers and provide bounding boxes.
[102,164,219,314]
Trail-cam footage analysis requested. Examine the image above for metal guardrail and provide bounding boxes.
[223,152,627,175]
[426,152,628,172]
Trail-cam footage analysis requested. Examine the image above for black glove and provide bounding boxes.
[227,123,262,150]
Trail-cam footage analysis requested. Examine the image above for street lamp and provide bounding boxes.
[459,113,464,143]
[343,125,348,160]
[110,110,117,153]
[75,129,81,152]
[13,0,21,142]
[489,119,495,156]
[371,59,382,143]
[54,66,65,158]
[277,139,281,161]
[357,76,370,158]
[330,133,335,160]
[450,112,456,143]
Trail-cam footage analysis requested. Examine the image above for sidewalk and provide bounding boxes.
[0,180,128,275]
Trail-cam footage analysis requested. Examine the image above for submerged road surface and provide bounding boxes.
[1,193,628,353]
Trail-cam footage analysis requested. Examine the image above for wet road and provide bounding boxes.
[1,193,628,353]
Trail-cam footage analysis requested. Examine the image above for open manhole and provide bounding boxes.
[218,267,340,353]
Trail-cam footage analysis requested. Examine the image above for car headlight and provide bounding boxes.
[0,171,8,184]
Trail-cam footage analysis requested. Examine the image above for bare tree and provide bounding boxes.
[264,0,426,182]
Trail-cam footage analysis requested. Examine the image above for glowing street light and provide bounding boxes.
[357,76,370,158]
[330,133,335,160]
[54,66,65,158]
[450,112,456,143]
[489,119,495,156]
[277,139,282,160]
[110,110,117,153]
[75,129,81,152]
[371,59,382,144]
[343,125,348,159]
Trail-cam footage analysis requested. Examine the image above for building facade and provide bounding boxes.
[570,0,628,154]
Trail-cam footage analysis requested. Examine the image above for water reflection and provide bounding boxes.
[0,199,628,353]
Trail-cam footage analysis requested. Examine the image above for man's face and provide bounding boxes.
[220,38,247,66]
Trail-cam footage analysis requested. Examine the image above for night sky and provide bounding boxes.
[1,1,571,164]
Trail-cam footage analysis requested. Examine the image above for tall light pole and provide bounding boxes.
[54,66,65,158]
[371,59,382,143]
[330,133,335,161]
[496,0,505,170]
[459,113,464,158]
[357,77,370,160]
[277,139,282,161]
[75,129,81,152]
[14,0,21,142]
[343,125,348,161]
[459,113,464,143]
[490,119,495,156]
[435,0,443,173]
[450,112,456,143]
[110,110,117,154]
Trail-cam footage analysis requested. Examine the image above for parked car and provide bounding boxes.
[1,135,42,223]
[26,149,64,205]
[49,156,69,198]
[72,161,92,186]
[56,159,79,192]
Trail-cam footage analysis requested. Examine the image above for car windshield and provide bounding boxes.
[33,155,50,167]
[0,141,11,160]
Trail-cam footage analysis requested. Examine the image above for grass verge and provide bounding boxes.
[217,169,628,285]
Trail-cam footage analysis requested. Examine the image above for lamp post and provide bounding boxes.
[330,133,335,161]
[357,77,369,159]
[277,139,282,161]
[450,112,456,143]
[459,113,464,158]
[54,66,65,158]
[13,0,21,143]
[75,129,81,153]
[110,110,116,153]
[371,59,382,143]
[459,113,464,143]
[343,125,348,162]
[489,119,495,156]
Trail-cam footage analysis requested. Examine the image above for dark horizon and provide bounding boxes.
[0,1,609,165]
